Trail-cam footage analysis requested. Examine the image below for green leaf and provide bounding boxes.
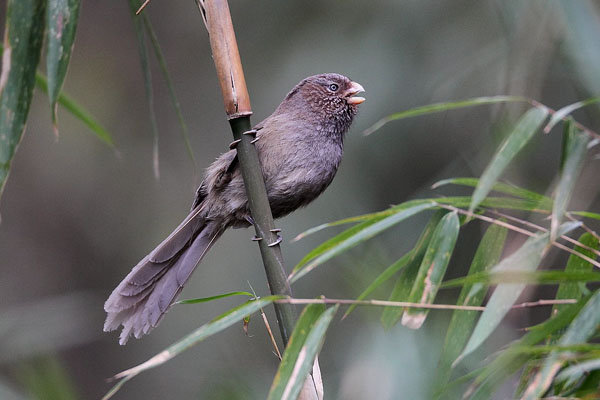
[551,120,589,239]
[342,250,414,319]
[457,220,581,367]
[552,233,598,316]
[267,304,338,400]
[19,356,79,400]
[141,11,196,169]
[432,177,551,209]
[176,291,254,305]
[543,97,600,133]
[293,216,389,269]
[288,201,435,283]
[381,210,447,328]
[455,229,552,365]
[441,269,600,288]
[570,210,600,220]
[434,223,507,395]
[509,343,600,355]
[34,73,114,146]
[128,0,160,178]
[294,195,550,242]
[469,107,549,213]
[555,359,600,388]
[402,212,460,329]
[46,0,81,134]
[446,196,551,213]
[521,289,600,399]
[102,296,282,400]
[363,96,531,135]
[0,0,46,199]
[464,295,592,400]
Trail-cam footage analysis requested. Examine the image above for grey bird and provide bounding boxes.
[104,73,365,344]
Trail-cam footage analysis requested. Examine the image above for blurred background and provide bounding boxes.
[1,1,600,399]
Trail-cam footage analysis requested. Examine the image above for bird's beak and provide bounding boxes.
[346,81,366,105]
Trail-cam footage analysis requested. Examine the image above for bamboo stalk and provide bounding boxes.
[199,0,296,346]
[199,5,322,398]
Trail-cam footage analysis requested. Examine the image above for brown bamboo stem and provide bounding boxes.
[199,0,296,345]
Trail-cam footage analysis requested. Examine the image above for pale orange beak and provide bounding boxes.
[346,81,366,105]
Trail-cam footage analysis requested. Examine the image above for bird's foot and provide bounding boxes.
[243,129,260,143]
[268,228,283,247]
[229,139,242,149]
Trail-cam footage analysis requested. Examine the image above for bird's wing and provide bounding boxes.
[190,122,265,211]
[191,149,239,210]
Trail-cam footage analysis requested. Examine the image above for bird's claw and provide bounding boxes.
[268,228,283,246]
[251,235,263,242]
[243,129,260,144]
[229,139,242,149]
[267,236,282,247]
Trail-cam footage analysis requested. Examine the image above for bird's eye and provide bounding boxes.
[328,83,339,92]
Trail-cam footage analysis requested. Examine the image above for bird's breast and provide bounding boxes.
[260,131,344,218]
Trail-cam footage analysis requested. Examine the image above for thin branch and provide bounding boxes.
[436,203,600,269]
[436,203,536,237]
[260,307,282,360]
[490,210,600,259]
[567,212,600,242]
[273,297,576,311]
[529,99,600,140]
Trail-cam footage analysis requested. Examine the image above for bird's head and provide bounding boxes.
[281,73,365,133]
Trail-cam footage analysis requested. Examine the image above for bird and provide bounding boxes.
[104,73,365,344]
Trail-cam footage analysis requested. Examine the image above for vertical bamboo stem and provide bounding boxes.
[199,0,296,345]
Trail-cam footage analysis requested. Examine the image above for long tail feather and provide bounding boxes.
[104,215,222,345]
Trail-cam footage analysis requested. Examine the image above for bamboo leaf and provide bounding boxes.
[441,270,600,288]
[381,210,447,328]
[267,304,338,400]
[342,250,414,319]
[141,12,196,169]
[128,0,160,178]
[469,107,549,213]
[402,212,460,329]
[434,223,507,395]
[102,296,282,400]
[570,211,600,220]
[175,291,254,305]
[552,233,598,316]
[432,177,551,209]
[522,289,600,399]
[455,227,556,365]
[0,0,46,199]
[551,120,589,239]
[293,216,390,268]
[294,195,550,242]
[288,202,435,283]
[46,0,81,134]
[463,295,592,400]
[555,359,600,388]
[18,356,78,400]
[543,97,600,133]
[34,73,114,146]
[363,96,530,136]
[509,343,600,355]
